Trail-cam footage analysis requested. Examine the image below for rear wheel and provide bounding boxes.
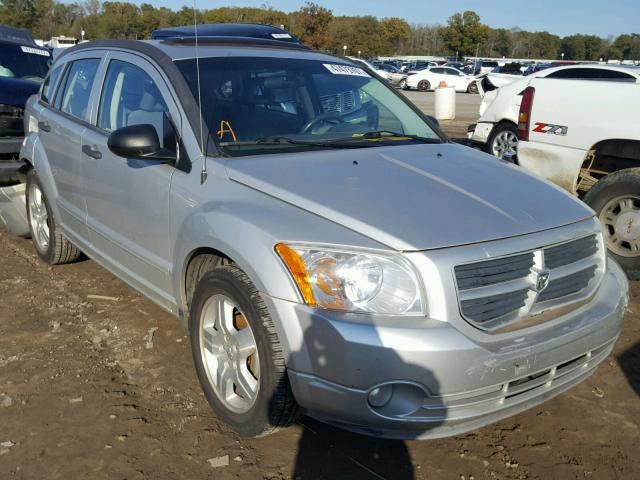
[26,169,81,265]
[585,169,640,279]
[189,265,299,436]
[486,122,519,161]
[417,80,430,92]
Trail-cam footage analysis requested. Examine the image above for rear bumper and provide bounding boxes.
[268,259,628,439]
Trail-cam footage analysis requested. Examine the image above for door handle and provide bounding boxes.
[82,144,102,159]
[38,121,51,132]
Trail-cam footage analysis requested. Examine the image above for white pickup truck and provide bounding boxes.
[517,77,640,277]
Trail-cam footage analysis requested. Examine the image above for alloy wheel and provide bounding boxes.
[599,195,640,257]
[491,130,518,158]
[28,182,50,252]
[200,294,260,414]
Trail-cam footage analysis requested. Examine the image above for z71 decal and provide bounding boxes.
[532,122,568,136]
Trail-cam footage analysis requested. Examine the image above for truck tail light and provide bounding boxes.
[517,87,535,141]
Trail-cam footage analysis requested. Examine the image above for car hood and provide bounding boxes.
[0,76,40,107]
[225,143,593,251]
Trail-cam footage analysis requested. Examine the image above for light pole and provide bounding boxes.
[561,52,565,61]
[357,50,361,58]
[343,45,347,56]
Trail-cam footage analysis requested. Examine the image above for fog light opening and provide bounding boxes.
[368,385,393,408]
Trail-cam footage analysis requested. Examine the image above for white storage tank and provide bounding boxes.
[434,82,456,120]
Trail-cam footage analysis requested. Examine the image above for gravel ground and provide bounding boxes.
[0,93,638,480]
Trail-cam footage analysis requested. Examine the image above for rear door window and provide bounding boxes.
[547,68,636,81]
[57,58,100,121]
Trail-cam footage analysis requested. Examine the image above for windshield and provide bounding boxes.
[175,56,441,156]
[0,43,51,83]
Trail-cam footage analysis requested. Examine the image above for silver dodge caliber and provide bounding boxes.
[18,35,628,439]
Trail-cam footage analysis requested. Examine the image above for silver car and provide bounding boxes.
[17,36,628,439]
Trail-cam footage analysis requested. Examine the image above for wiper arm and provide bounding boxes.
[220,136,361,149]
[324,130,441,144]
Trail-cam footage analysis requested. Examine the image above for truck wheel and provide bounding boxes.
[417,80,430,92]
[584,169,640,279]
[26,169,81,265]
[189,265,300,436]
[486,122,519,161]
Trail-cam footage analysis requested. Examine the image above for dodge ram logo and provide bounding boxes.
[536,271,550,292]
[532,122,568,136]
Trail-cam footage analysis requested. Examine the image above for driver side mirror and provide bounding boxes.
[107,124,176,163]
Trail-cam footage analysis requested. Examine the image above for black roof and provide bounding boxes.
[150,23,302,44]
[0,25,36,46]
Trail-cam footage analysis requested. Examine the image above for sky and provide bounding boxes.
[127,0,639,38]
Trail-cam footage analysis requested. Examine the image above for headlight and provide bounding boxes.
[275,243,425,315]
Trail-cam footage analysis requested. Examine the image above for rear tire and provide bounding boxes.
[584,169,640,280]
[189,265,300,436]
[26,169,81,265]
[486,122,519,161]
[417,80,430,92]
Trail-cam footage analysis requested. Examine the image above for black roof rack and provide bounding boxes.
[161,35,310,50]
[151,23,302,44]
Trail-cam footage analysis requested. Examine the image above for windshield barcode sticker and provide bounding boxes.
[271,33,292,39]
[323,64,370,77]
[21,46,50,56]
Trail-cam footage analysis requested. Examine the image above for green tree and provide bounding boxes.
[289,2,332,49]
[440,11,490,57]
[380,17,410,55]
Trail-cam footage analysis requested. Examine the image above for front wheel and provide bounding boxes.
[399,79,407,90]
[189,265,300,436]
[467,82,479,94]
[417,80,430,92]
[26,169,81,265]
[584,169,640,279]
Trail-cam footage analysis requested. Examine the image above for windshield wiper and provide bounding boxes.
[324,130,441,144]
[220,136,362,149]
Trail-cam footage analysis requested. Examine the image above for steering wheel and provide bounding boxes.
[301,113,345,134]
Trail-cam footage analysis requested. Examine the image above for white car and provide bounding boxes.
[404,66,478,93]
[469,64,640,159]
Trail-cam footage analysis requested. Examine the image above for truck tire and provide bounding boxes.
[26,169,81,265]
[584,169,640,279]
[189,265,300,436]
[417,80,430,92]
[486,122,519,162]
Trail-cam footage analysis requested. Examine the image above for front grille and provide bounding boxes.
[320,91,357,114]
[455,234,602,331]
[0,104,24,137]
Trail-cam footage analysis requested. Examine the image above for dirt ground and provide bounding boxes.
[1,95,639,479]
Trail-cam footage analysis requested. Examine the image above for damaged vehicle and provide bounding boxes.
[0,25,52,183]
[5,34,628,440]
[517,77,640,278]
[469,64,640,159]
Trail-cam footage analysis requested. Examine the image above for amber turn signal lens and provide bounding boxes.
[275,243,316,306]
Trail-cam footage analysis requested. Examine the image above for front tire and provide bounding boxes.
[584,169,640,279]
[467,82,479,94]
[399,79,407,90]
[189,265,299,436]
[26,169,81,265]
[417,80,430,92]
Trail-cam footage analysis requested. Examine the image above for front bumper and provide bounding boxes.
[266,259,628,439]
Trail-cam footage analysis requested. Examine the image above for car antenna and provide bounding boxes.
[192,0,207,184]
